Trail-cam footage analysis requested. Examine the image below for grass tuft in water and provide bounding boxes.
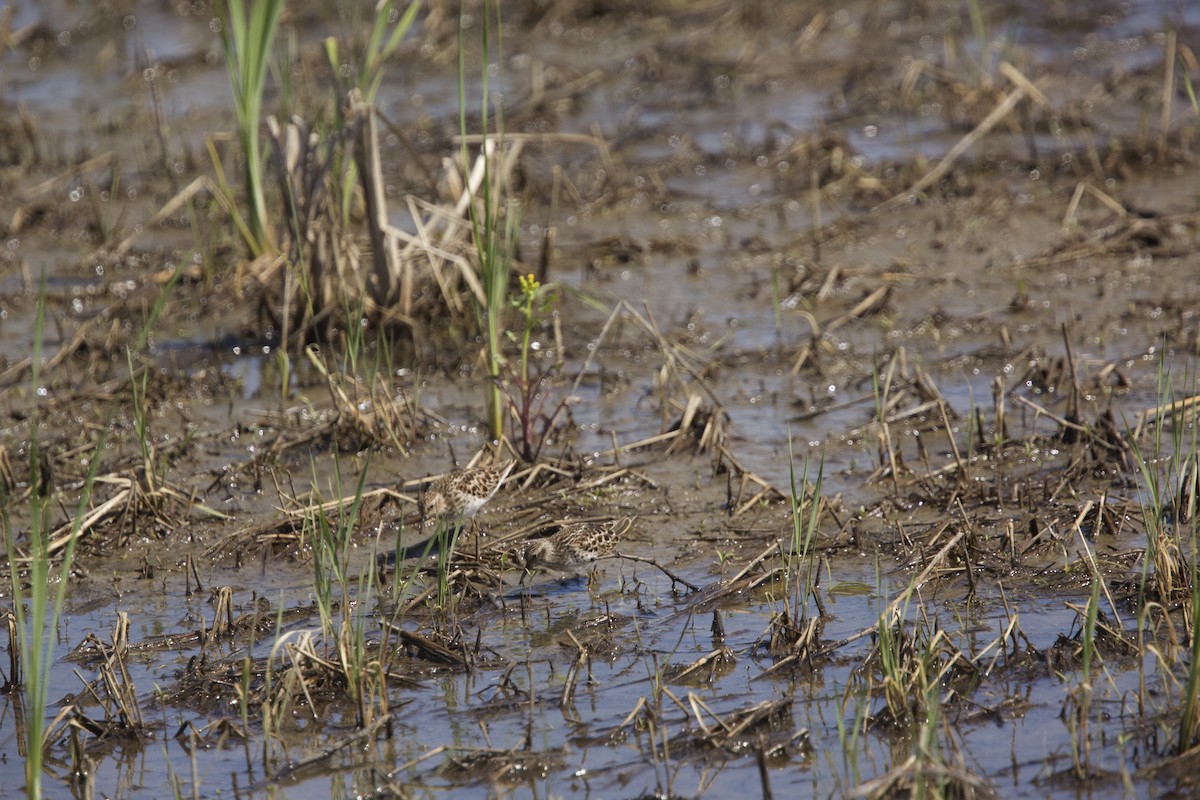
[1,279,107,799]
[785,433,824,624]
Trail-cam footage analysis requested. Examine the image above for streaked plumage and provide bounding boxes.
[518,518,633,573]
[421,460,516,524]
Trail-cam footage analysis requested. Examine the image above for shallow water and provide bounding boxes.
[2,0,1200,797]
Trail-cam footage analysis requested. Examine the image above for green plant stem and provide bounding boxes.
[3,279,109,800]
[458,0,509,441]
[216,0,284,257]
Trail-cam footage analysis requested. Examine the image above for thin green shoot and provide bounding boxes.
[966,0,989,76]
[770,259,783,343]
[459,0,512,441]
[1184,60,1200,122]
[258,597,288,769]
[914,682,947,800]
[2,277,107,800]
[964,379,976,461]
[1066,579,1102,776]
[505,271,573,461]
[126,349,156,487]
[834,678,868,787]
[1179,534,1200,752]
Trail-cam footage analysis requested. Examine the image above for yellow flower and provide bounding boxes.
[519,273,540,297]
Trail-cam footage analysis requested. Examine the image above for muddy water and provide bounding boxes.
[2,1,1200,798]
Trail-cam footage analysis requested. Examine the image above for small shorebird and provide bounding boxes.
[377,460,516,572]
[518,517,633,574]
[420,460,516,526]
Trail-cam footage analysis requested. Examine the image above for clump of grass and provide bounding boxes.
[1127,355,1194,608]
[306,451,370,637]
[207,0,543,417]
[1133,355,1200,754]
[431,518,460,611]
[328,0,422,107]
[785,433,825,623]
[299,450,395,728]
[303,323,423,453]
[214,0,284,258]
[325,0,421,223]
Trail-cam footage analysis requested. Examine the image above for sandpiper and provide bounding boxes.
[421,459,516,526]
[518,517,633,573]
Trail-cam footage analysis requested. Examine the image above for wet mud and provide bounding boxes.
[2,1,1200,798]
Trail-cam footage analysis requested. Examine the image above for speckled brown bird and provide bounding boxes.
[518,517,633,573]
[421,460,516,525]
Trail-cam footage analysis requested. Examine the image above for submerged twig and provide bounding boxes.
[616,553,702,593]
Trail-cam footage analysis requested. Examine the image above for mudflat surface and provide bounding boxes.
[2,1,1200,798]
